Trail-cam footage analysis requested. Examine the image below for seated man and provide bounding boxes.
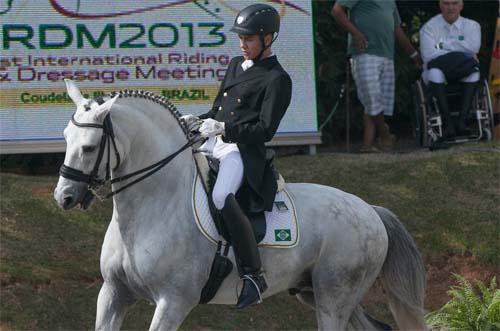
[420,0,481,137]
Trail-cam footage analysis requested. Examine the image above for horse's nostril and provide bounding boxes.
[63,196,73,207]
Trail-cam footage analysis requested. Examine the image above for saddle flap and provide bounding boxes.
[192,174,299,248]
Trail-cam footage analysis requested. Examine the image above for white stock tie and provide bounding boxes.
[241,60,254,71]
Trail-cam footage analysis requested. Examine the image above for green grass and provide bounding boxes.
[1,143,499,330]
[275,147,499,263]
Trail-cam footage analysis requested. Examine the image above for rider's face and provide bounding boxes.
[238,34,272,60]
[440,0,463,24]
[239,35,262,60]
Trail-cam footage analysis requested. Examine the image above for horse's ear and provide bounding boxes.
[94,95,119,121]
[64,79,85,106]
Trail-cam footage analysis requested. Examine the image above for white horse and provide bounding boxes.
[54,79,427,331]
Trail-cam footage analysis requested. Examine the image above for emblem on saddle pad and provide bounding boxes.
[274,229,292,241]
[192,174,299,248]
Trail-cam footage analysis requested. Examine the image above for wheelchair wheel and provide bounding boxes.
[482,80,495,134]
[411,80,429,147]
[482,127,492,141]
[471,79,495,141]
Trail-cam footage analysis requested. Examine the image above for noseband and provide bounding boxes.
[59,98,120,191]
[59,96,201,199]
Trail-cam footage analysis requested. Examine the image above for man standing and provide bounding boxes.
[420,0,481,137]
[332,0,422,152]
[182,4,292,309]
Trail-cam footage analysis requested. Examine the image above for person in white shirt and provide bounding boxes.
[420,0,481,137]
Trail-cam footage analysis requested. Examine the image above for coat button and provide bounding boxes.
[230,111,234,115]
[218,106,222,111]
[223,92,228,97]
[237,98,241,103]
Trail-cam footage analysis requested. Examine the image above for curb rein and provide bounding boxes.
[59,98,202,200]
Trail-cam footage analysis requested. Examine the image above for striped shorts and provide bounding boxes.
[351,54,395,116]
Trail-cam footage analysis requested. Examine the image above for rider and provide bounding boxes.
[182,3,292,309]
[420,0,481,137]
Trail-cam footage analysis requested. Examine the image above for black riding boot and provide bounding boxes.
[456,82,478,134]
[430,82,455,138]
[222,194,267,309]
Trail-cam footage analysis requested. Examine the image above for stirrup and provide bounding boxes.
[235,273,266,307]
[241,274,263,304]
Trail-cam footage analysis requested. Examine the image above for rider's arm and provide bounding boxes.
[223,74,292,144]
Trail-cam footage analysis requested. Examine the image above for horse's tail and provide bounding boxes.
[372,205,428,331]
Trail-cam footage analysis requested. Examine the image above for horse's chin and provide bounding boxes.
[78,190,96,210]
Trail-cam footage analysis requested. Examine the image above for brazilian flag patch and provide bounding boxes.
[274,229,291,241]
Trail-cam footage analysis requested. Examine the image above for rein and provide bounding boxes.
[108,139,196,197]
[59,95,202,199]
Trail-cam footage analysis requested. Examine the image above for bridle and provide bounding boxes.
[59,96,202,199]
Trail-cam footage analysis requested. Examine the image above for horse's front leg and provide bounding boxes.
[95,281,136,331]
[149,295,197,331]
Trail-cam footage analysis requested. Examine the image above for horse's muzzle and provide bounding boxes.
[54,178,95,210]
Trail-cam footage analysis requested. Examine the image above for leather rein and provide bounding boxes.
[59,97,201,199]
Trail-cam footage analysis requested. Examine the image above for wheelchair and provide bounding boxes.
[411,78,494,149]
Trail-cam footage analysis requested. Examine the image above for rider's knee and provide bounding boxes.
[212,189,228,210]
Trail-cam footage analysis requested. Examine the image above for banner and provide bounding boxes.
[0,0,318,151]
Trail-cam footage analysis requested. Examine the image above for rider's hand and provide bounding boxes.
[199,118,225,138]
[180,114,200,130]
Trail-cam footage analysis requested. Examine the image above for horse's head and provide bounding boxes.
[54,79,118,210]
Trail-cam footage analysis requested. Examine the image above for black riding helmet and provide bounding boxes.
[230,3,280,60]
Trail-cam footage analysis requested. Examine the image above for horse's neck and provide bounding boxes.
[110,100,195,237]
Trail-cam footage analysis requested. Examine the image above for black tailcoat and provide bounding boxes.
[199,55,292,212]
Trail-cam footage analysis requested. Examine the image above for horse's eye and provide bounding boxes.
[82,145,96,153]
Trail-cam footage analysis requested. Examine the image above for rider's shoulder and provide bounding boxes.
[269,61,291,81]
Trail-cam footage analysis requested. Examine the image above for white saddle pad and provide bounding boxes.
[192,174,299,248]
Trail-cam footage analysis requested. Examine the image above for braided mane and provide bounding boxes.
[106,90,190,138]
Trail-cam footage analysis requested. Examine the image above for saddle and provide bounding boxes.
[193,149,285,244]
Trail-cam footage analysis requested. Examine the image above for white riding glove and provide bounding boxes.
[199,118,225,138]
[180,114,200,130]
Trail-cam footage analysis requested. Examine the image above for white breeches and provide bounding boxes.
[422,68,480,84]
[200,136,243,210]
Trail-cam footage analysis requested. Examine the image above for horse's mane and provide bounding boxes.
[106,90,190,138]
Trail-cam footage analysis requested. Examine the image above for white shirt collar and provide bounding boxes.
[241,53,274,71]
[439,14,463,30]
[241,59,254,71]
